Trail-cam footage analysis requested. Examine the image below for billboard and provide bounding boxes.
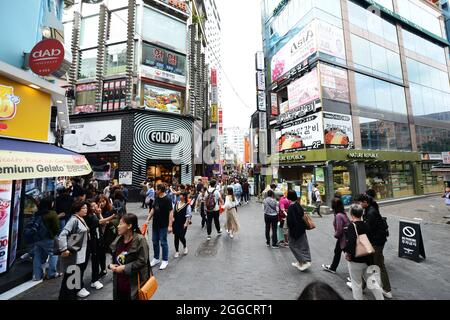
[271,93,279,116]
[323,112,354,149]
[320,64,349,103]
[271,20,346,82]
[287,68,320,110]
[144,84,182,114]
[276,113,324,153]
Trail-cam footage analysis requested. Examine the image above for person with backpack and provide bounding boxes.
[145,182,155,211]
[112,190,127,220]
[355,193,392,299]
[205,180,224,241]
[344,204,384,300]
[27,197,60,281]
[140,180,149,209]
[322,197,350,274]
[312,184,323,218]
[55,188,73,229]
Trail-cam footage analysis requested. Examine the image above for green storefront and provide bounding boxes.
[268,149,422,206]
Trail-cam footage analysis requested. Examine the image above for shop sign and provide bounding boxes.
[211,69,217,86]
[159,0,188,13]
[276,100,321,126]
[279,101,289,115]
[140,65,186,86]
[63,120,122,154]
[320,63,349,103]
[256,51,265,71]
[257,91,266,112]
[279,154,306,162]
[0,76,51,143]
[29,39,65,76]
[442,152,450,164]
[256,71,266,91]
[287,68,320,110]
[348,152,379,159]
[0,181,13,274]
[422,153,443,161]
[259,112,267,130]
[276,113,324,153]
[399,220,426,262]
[271,93,278,116]
[143,43,186,77]
[323,112,354,149]
[144,83,182,114]
[149,131,181,144]
[211,105,218,124]
[119,171,133,185]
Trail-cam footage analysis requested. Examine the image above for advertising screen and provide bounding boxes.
[320,64,349,103]
[144,84,182,115]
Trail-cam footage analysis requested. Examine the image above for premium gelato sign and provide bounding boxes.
[348,152,379,159]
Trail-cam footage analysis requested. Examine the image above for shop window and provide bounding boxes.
[422,162,444,194]
[105,43,127,76]
[389,163,414,198]
[333,165,352,204]
[75,83,97,114]
[108,9,128,44]
[102,80,127,111]
[79,49,97,80]
[147,163,181,185]
[80,15,99,49]
[365,163,392,200]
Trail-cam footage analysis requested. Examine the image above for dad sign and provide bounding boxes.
[399,220,426,262]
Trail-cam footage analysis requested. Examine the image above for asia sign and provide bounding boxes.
[29,39,65,77]
[323,112,354,149]
[320,63,349,103]
[276,113,324,153]
[287,68,320,111]
[276,100,321,126]
[271,93,278,116]
[0,76,51,143]
[271,19,346,82]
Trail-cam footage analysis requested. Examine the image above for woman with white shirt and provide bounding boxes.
[223,187,240,239]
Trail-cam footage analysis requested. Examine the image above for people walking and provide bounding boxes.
[30,197,60,281]
[196,187,207,229]
[278,192,291,247]
[85,200,105,290]
[242,179,250,204]
[287,190,311,271]
[233,180,243,206]
[442,186,450,213]
[146,182,155,211]
[173,192,192,258]
[205,180,224,241]
[140,180,149,209]
[57,201,91,300]
[356,193,392,299]
[110,213,151,300]
[263,190,279,248]
[146,184,173,270]
[322,197,350,274]
[344,204,384,300]
[223,187,240,239]
[312,184,323,217]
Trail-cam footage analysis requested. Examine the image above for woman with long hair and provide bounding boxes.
[173,192,192,258]
[222,187,240,239]
[97,195,117,254]
[322,197,350,274]
[110,213,151,300]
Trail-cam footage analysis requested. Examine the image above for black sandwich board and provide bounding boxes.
[399,220,426,262]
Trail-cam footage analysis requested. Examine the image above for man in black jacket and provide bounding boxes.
[356,194,392,299]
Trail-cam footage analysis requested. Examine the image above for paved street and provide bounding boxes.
[13,197,450,300]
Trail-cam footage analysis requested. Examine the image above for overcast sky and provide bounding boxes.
[216,0,263,130]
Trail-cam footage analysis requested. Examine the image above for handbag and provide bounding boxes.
[353,223,375,257]
[53,216,85,255]
[137,272,158,300]
[303,213,316,230]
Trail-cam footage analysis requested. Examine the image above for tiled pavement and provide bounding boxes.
[12,197,450,300]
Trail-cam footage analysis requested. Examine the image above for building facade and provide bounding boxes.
[261,0,450,206]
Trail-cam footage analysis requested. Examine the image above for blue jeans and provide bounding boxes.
[33,239,58,280]
[152,227,168,262]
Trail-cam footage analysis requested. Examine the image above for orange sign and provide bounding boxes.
[0,75,51,142]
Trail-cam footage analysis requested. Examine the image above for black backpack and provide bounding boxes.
[312,191,317,202]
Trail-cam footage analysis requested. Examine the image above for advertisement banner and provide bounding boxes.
[211,105,218,123]
[443,152,450,164]
[257,91,266,112]
[279,101,290,115]
[119,172,133,185]
[256,71,266,91]
[211,69,217,86]
[287,68,320,110]
[144,84,182,114]
[320,64,349,103]
[0,76,51,143]
[323,112,354,149]
[142,43,186,77]
[271,21,317,82]
[63,120,122,154]
[271,93,278,116]
[140,65,186,86]
[9,180,21,268]
[276,100,322,126]
[0,180,12,274]
[276,113,324,153]
[316,20,346,61]
[256,51,265,71]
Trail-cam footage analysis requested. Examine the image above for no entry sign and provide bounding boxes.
[399,220,426,262]
[29,39,65,76]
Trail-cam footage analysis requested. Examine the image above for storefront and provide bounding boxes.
[0,62,91,292]
[271,149,422,206]
[421,153,445,194]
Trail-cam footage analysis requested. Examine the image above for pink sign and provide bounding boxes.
[287,68,320,110]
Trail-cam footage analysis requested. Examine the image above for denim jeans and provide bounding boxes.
[152,227,169,262]
[33,239,58,280]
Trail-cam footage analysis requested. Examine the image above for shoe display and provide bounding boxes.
[159,261,169,270]
[321,264,336,274]
[77,288,90,298]
[100,134,116,143]
[90,281,104,290]
[150,258,161,267]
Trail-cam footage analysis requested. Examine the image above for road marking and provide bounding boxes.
[0,280,42,300]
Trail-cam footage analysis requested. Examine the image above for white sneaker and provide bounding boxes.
[183,247,188,255]
[346,281,352,290]
[90,281,103,290]
[299,262,311,271]
[159,261,169,270]
[230,234,234,239]
[174,252,180,258]
[382,290,393,299]
[291,262,302,270]
[77,288,90,298]
[150,258,161,267]
[206,235,211,241]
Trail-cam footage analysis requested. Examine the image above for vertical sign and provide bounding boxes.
[256,51,265,71]
[0,180,13,274]
[256,71,266,91]
[399,220,426,262]
[211,69,218,124]
[442,152,450,164]
[271,93,279,116]
[257,91,266,112]
[8,180,21,268]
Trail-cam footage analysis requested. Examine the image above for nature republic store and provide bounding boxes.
[0,62,91,293]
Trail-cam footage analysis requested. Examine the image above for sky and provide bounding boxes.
[216,0,263,130]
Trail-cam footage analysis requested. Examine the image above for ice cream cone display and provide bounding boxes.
[0,85,19,120]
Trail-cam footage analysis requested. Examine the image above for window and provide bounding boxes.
[416,126,450,152]
[81,1,100,16]
[63,21,73,49]
[397,0,442,37]
[107,0,128,10]
[80,15,99,49]
[402,29,446,65]
[360,117,411,151]
[105,43,127,76]
[74,83,97,114]
[79,49,97,79]
[102,80,127,112]
[108,9,128,43]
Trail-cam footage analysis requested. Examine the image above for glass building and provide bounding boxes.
[261,0,450,205]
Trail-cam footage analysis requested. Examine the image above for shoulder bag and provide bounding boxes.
[353,222,375,257]
[137,232,158,300]
[303,212,316,230]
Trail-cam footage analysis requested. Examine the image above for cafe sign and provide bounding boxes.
[348,152,379,159]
